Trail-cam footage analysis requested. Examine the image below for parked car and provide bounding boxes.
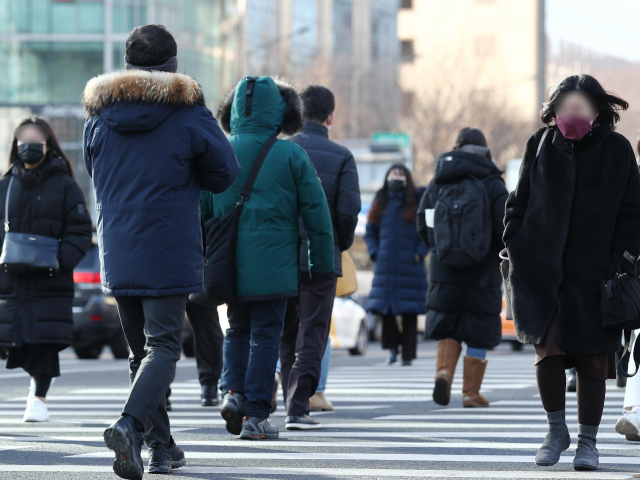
[72,244,126,359]
[73,243,196,359]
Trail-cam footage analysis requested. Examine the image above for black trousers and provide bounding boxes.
[116,295,187,448]
[280,273,336,417]
[381,314,418,361]
[186,301,223,387]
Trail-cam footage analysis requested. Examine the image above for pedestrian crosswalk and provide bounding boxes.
[1,346,639,479]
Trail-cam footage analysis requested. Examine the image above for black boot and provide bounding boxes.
[148,436,186,474]
[387,347,398,365]
[535,409,571,466]
[201,385,219,407]
[573,424,599,471]
[104,416,144,480]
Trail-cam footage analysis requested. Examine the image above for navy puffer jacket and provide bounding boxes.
[82,70,239,297]
[365,188,428,315]
[290,122,361,276]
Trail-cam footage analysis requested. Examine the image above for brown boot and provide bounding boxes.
[309,393,333,412]
[433,339,462,406]
[462,356,490,408]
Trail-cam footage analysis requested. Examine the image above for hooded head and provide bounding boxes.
[217,76,303,136]
[81,70,205,132]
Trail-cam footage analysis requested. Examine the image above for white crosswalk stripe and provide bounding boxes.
[1,349,639,478]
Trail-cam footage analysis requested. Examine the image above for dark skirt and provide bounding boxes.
[534,313,616,380]
[5,343,64,377]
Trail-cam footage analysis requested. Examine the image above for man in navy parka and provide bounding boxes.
[81,25,239,479]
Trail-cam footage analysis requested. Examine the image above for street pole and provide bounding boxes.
[536,0,546,122]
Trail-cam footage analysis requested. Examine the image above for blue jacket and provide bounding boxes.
[82,70,239,297]
[289,122,361,276]
[365,188,428,315]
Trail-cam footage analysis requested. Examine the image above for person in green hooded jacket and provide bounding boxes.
[201,76,335,440]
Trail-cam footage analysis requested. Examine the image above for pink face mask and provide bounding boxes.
[556,114,593,140]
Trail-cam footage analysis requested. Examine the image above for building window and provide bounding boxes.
[401,0,413,9]
[475,35,497,57]
[401,39,414,58]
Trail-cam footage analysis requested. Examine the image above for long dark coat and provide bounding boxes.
[365,188,428,315]
[417,146,508,349]
[0,158,93,348]
[82,70,239,297]
[504,125,640,354]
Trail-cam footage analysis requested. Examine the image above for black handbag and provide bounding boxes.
[600,273,640,331]
[189,136,277,307]
[0,176,60,275]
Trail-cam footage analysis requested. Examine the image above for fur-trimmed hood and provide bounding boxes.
[82,70,206,132]
[217,77,302,136]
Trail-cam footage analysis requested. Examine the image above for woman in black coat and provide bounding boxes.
[0,118,92,422]
[418,128,508,409]
[365,164,428,366]
[504,75,640,470]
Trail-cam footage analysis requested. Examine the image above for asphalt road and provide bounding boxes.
[1,340,639,480]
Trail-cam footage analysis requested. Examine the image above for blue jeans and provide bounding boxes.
[220,299,287,418]
[316,341,331,394]
[466,346,487,359]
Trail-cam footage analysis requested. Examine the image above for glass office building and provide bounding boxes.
[0,0,241,207]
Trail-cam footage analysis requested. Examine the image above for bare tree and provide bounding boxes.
[399,57,534,185]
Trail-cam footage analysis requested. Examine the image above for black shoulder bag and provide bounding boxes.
[190,136,277,307]
[0,175,60,275]
[601,262,640,377]
[0,175,60,276]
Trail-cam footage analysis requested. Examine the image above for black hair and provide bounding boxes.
[301,85,335,124]
[540,74,628,127]
[126,25,177,67]
[6,117,74,181]
[454,127,487,148]
[368,163,417,224]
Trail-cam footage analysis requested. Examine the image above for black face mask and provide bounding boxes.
[387,179,406,191]
[17,143,45,165]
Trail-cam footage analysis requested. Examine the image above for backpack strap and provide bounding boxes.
[237,136,278,207]
[536,127,550,158]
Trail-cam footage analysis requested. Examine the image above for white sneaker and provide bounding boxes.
[616,407,640,438]
[23,397,49,422]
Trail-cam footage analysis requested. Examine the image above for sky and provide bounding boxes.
[546,0,640,63]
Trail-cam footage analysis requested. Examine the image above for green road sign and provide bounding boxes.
[371,132,411,148]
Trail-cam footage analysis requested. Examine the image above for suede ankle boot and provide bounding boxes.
[573,424,599,471]
[535,409,571,466]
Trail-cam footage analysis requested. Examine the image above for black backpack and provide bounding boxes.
[431,176,492,269]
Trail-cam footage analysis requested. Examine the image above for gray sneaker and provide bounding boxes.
[220,391,245,435]
[240,416,279,440]
[285,414,322,430]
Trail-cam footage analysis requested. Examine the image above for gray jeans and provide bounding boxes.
[116,295,187,448]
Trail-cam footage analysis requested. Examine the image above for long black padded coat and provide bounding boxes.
[0,158,93,348]
[504,125,640,354]
[417,145,508,349]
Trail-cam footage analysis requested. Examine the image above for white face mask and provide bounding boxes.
[327,125,331,132]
